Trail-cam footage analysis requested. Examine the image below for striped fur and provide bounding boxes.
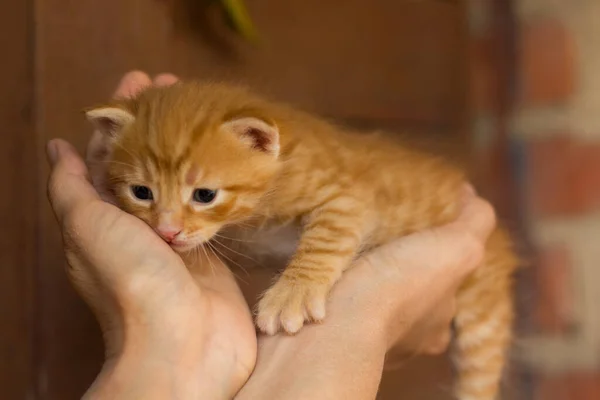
[88,81,518,400]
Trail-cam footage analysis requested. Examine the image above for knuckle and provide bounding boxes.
[64,251,80,272]
[473,197,497,234]
[459,233,485,267]
[60,206,89,247]
[481,198,497,224]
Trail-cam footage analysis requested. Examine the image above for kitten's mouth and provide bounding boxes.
[169,239,196,252]
[168,237,206,253]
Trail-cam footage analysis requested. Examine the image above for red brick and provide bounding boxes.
[528,136,600,216]
[534,244,574,334]
[519,19,575,105]
[536,372,600,400]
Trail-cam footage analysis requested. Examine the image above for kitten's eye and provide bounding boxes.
[192,188,217,204]
[131,185,153,201]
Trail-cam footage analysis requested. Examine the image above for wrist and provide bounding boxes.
[85,339,204,400]
[89,324,238,400]
[91,287,222,399]
[324,271,402,353]
[237,322,387,400]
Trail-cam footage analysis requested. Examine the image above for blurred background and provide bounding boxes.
[1,0,599,399]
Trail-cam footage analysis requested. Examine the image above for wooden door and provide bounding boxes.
[1,1,469,398]
[0,2,36,399]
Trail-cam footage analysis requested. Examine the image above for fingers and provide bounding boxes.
[422,327,452,355]
[360,184,494,288]
[452,185,497,243]
[420,297,456,355]
[47,139,100,223]
[154,73,179,87]
[113,70,152,98]
[112,71,179,99]
[419,185,495,277]
[405,185,495,274]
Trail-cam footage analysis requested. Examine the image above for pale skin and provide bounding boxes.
[46,71,496,399]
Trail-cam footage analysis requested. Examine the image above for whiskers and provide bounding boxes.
[181,243,216,278]
[205,239,253,285]
[230,220,258,231]
[199,243,216,278]
[206,241,248,274]
[210,236,257,267]
[209,243,249,285]
[213,231,252,244]
[111,139,140,161]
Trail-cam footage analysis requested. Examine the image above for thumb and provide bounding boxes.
[47,139,101,223]
[355,190,491,306]
[450,185,496,244]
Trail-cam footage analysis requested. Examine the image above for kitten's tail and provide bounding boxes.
[452,230,517,400]
[453,297,513,400]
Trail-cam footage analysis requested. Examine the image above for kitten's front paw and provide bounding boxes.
[256,277,330,335]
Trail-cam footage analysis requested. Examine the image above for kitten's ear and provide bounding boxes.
[221,117,280,157]
[85,106,135,138]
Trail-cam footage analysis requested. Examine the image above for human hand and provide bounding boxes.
[331,185,496,357]
[236,186,496,400]
[46,72,256,399]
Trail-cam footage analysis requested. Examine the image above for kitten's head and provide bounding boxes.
[86,82,281,252]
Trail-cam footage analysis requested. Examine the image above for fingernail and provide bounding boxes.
[47,140,59,166]
[153,73,179,87]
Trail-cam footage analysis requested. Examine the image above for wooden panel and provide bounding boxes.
[37,0,468,151]
[35,0,467,398]
[0,1,36,398]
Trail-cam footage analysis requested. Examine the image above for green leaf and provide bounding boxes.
[218,0,259,43]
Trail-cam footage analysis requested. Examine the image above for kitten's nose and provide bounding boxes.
[156,227,182,242]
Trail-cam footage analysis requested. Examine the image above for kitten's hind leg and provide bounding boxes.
[256,197,367,335]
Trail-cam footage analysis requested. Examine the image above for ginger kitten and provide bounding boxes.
[86,81,517,400]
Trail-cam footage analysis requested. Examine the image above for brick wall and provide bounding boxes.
[469,0,600,399]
